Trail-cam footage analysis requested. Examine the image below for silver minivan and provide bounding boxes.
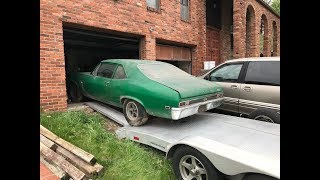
[200,57,280,123]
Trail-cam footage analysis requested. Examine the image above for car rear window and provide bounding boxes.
[138,63,191,79]
[245,61,280,86]
[113,65,126,79]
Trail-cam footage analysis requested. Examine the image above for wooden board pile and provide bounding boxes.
[40,125,104,180]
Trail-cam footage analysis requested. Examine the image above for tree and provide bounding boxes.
[263,0,272,5]
[271,0,280,15]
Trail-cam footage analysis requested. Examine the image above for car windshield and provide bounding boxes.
[197,69,211,77]
[138,63,191,79]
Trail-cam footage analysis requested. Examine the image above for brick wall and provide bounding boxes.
[233,0,280,59]
[40,0,280,111]
[40,0,206,111]
[206,27,220,64]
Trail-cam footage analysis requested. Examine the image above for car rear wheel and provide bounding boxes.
[123,99,148,126]
[248,109,280,124]
[69,83,83,103]
[172,146,223,180]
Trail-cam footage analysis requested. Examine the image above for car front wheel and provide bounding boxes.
[123,99,149,126]
[69,83,83,102]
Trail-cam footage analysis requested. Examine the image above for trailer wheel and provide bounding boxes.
[172,146,223,180]
[123,99,148,126]
[242,174,278,180]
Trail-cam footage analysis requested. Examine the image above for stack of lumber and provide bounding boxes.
[40,125,104,180]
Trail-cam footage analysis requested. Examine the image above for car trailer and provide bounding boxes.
[86,101,280,180]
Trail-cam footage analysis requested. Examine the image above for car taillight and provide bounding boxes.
[216,93,224,98]
[179,101,190,107]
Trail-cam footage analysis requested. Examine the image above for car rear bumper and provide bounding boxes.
[171,97,225,120]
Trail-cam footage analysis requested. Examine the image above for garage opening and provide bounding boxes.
[156,43,192,74]
[63,25,140,103]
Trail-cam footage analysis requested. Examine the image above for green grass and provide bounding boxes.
[40,111,175,180]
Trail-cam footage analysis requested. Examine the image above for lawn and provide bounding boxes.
[40,110,176,180]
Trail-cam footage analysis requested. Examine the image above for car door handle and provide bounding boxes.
[230,85,238,89]
[105,81,110,86]
[243,86,251,92]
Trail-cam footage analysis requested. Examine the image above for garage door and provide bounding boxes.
[156,44,191,61]
[156,44,192,73]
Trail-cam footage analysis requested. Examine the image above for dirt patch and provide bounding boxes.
[103,120,122,133]
[82,106,122,133]
[83,107,95,114]
[67,102,88,111]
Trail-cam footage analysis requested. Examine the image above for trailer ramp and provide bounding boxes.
[85,101,129,126]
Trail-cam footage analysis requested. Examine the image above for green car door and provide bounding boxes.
[78,63,102,98]
[89,62,118,103]
[106,64,128,107]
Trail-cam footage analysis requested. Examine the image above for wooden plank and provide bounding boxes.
[40,155,69,179]
[40,134,57,151]
[40,125,96,164]
[40,142,86,180]
[93,163,104,175]
[55,145,97,176]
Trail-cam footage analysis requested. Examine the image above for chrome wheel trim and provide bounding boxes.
[126,102,139,121]
[179,155,207,180]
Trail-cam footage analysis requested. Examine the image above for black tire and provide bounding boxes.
[123,99,149,126]
[69,83,83,103]
[248,109,280,124]
[172,146,223,180]
[242,174,278,180]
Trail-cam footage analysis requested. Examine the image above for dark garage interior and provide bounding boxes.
[63,26,140,103]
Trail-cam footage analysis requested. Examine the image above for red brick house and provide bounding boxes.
[40,0,280,111]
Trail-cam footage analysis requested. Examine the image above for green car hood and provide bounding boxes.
[153,76,221,99]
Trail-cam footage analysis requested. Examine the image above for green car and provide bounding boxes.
[69,59,224,126]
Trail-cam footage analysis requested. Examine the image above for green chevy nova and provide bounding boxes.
[69,59,224,126]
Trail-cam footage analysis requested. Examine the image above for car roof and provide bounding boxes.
[224,57,280,63]
[101,59,163,65]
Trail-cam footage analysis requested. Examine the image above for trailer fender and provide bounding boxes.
[166,136,279,179]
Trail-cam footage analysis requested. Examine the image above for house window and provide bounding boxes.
[180,0,189,21]
[206,0,221,29]
[147,0,160,10]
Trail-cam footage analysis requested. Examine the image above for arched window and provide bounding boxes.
[260,14,268,57]
[272,21,278,56]
[245,5,256,57]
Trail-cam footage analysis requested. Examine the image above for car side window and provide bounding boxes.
[113,65,126,79]
[96,63,117,78]
[245,61,280,86]
[91,63,101,76]
[209,64,243,83]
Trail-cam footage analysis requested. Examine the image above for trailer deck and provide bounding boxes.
[86,101,280,179]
